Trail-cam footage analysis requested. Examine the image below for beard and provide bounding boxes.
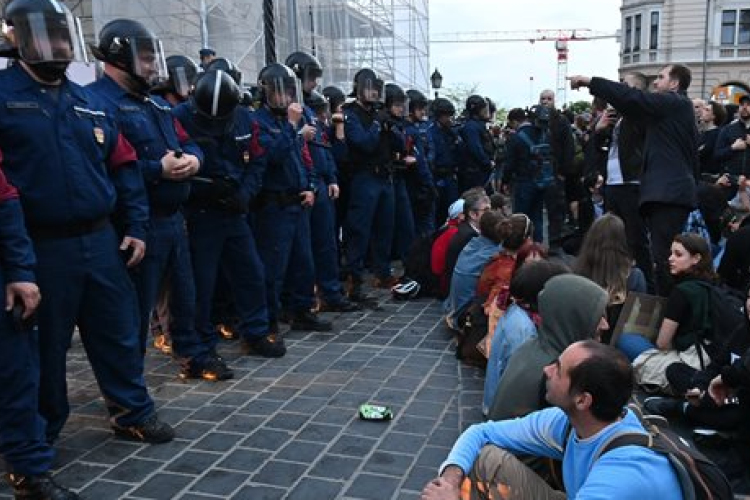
[27,61,69,83]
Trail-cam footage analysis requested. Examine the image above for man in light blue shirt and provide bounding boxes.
[423,341,683,500]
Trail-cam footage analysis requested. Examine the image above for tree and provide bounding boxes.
[566,100,592,115]
[438,82,479,113]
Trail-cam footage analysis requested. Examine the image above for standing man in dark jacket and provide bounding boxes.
[570,64,698,295]
[714,94,750,178]
[459,95,494,192]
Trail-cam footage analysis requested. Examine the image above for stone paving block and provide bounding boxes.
[328,434,377,457]
[190,469,250,496]
[230,484,286,500]
[187,404,235,423]
[102,457,163,483]
[259,385,301,401]
[392,415,437,436]
[192,431,245,453]
[378,431,427,454]
[79,440,141,465]
[285,478,344,500]
[264,411,310,432]
[216,413,266,433]
[252,460,309,487]
[136,439,192,461]
[312,406,356,426]
[173,420,216,440]
[165,451,222,475]
[399,465,436,492]
[414,445,451,469]
[344,473,401,500]
[57,428,112,450]
[240,428,292,451]
[363,451,415,476]
[78,479,134,499]
[373,387,413,405]
[238,398,285,416]
[209,390,256,407]
[281,395,331,413]
[128,472,194,499]
[295,422,344,443]
[275,440,325,463]
[217,448,272,472]
[345,418,392,439]
[309,454,362,480]
[56,462,109,489]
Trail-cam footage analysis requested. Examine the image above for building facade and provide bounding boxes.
[619,0,750,102]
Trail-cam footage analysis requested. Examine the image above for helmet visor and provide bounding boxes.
[171,65,193,98]
[13,10,86,63]
[129,36,167,86]
[357,76,385,105]
[264,75,301,111]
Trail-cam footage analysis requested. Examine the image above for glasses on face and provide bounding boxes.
[473,206,490,215]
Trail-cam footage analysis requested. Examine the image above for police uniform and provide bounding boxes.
[429,120,462,224]
[88,75,212,366]
[404,119,436,237]
[460,117,494,192]
[0,63,155,441]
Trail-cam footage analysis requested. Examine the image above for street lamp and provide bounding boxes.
[430,68,443,99]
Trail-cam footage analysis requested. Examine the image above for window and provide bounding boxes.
[624,16,632,53]
[650,11,659,50]
[722,9,750,45]
[634,14,642,51]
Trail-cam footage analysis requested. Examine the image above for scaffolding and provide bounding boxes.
[68,0,429,93]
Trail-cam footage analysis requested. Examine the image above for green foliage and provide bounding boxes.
[566,100,592,115]
[437,82,479,113]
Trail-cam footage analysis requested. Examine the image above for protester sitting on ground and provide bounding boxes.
[617,233,718,393]
[486,274,609,420]
[515,240,547,268]
[483,260,570,416]
[444,210,504,331]
[443,189,491,289]
[642,284,750,432]
[574,213,647,340]
[423,341,683,500]
[431,199,465,299]
[718,214,750,292]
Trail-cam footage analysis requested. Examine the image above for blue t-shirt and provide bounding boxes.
[441,407,683,500]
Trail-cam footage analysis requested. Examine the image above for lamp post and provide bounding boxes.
[430,68,443,99]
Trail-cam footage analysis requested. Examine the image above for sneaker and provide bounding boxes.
[319,298,362,313]
[153,332,172,355]
[6,473,80,500]
[290,310,333,332]
[180,354,234,381]
[643,397,684,418]
[241,335,287,358]
[112,414,175,444]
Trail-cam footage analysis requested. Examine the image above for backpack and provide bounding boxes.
[592,406,734,500]
[684,209,712,247]
[689,281,748,368]
[455,302,488,369]
[517,127,555,189]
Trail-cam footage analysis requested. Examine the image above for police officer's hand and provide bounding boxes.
[5,282,40,318]
[300,190,315,207]
[120,236,146,267]
[288,103,304,126]
[567,75,592,90]
[301,124,316,142]
[328,183,340,200]
[404,155,417,166]
[161,151,194,180]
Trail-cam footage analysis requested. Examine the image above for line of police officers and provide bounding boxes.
[0,0,495,497]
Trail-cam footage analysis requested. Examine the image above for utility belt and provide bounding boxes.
[356,162,393,179]
[254,190,301,209]
[188,176,248,214]
[28,216,109,240]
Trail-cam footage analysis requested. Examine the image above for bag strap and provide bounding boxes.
[517,128,536,149]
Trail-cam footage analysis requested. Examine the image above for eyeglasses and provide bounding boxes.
[473,206,491,214]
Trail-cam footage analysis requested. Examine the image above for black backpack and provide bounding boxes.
[591,407,734,500]
[517,127,555,189]
[689,281,748,368]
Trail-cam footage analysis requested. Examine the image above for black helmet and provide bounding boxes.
[528,104,551,127]
[284,51,323,85]
[91,18,167,89]
[322,85,345,111]
[192,69,240,134]
[305,89,329,115]
[406,89,428,114]
[258,63,300,116]
[205,57,242,86]
[384,83,406,108]
[3,0,86,63]
[431,97,455,118]
[486,97,497,118]
[151,55,198,99]
[465,94,488,118]
[352,68,384,105]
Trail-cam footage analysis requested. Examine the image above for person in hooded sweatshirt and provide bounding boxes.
[487,274,609,421]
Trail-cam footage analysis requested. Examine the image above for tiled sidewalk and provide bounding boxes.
[0,296,480,500]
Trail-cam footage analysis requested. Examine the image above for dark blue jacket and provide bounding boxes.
[343,102,405,174]
[503,123,544,183]
[714,120,750,176]
[302,106,336,186]
[0,161,35,284]
[429,121,462,178]
[172,103,262,207]
[88,75,204,215]
[461,118,494,173]
[589,77,697,208]
[404,120,434,186]
[0,65,148,240]
[251,106,312,194]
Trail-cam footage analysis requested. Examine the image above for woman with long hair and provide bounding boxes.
[617,233,718,393]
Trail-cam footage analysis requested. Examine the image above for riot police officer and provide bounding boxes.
[88,19,234,380]
[460,94,494,192]
[429,98,462,224]
[151,54,199,107]
[404,89,436,237]
[0,0,173,446]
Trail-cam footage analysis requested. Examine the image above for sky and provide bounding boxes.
[429,0,622,108]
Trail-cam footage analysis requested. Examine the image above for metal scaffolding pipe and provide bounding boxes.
[263,0,276,64]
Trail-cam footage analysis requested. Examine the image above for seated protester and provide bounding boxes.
[431,199,465,299]
[487,274,609,420]
[574,213,647,341]
[643,284,750,432]
[617,233,717,394]
[423,341,683,500]
[718,214,750,291]
[443,210,504,331]
[443,190,491,290]
[483,260,570,416]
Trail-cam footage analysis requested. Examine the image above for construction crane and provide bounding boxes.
[431,29,619,104]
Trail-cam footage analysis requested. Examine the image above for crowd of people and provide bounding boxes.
[0,0,749,499]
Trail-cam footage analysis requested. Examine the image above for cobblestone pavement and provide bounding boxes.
[0,293,486,500]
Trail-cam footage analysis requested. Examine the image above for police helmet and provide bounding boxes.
[406,89,428,114]
[305,89,329,116]
[465,94,488,118]
[151,54,198,99]
[322,85,346,112]
[384,83,406,108]
[352,68,384,105]
[391,279,421,300]
[431,97,455,118]
[3,0,86,63]
[284,51,323,86]
[91,18,167,88]
[191,69,240,135]
[258,63,300,115]
[205,57,242,86]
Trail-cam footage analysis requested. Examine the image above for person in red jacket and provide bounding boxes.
[431,199,465,298]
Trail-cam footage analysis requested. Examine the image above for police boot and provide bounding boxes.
[347,277,372,303]
[6,473,80,500]
[290,310,333,332]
